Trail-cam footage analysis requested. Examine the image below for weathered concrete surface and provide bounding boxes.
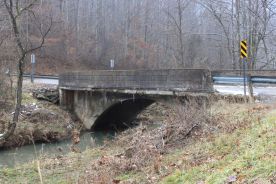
[59,69,213,92]
[60,89,209,130]
[59,69,213,129]
[72,91,121,129]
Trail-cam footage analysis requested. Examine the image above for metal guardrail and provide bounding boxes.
[213,76,276,84]
[211,69,276,77]
[22,74,59,80]
[9,73,59,79]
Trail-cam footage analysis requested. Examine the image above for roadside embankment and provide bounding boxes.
[0,100,275,184]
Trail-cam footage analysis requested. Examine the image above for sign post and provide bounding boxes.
[31,54,36,83]
[110,59,115,70]
[240,40,248,99]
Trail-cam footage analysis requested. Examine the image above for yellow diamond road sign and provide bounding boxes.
[240,40,247,59]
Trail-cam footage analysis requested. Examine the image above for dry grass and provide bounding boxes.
[76,101,274,184]
[73,100,212,183]
[162,104,275,184]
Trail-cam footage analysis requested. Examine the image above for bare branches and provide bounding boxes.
[0,0,52,141]
[27,14,53,54]
[164,0,191,67]
[15,0,38,19]
[0,0,275,81]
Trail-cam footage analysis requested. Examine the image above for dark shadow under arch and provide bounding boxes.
[91,98,155,131]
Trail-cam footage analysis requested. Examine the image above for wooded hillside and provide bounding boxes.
[1,0,276,74]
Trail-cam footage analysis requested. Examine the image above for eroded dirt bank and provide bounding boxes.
[0,83,82,149]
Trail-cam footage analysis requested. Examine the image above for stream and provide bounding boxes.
[0,131,114,168]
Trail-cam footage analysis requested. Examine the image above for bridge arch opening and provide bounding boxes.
[91,98,155,131]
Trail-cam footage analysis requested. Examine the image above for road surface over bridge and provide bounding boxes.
[23,76,276,99]
[23,76,58,85]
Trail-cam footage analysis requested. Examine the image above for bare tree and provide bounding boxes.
[0,0,52,140]
[199,0,238,69]
[165,0,190,67]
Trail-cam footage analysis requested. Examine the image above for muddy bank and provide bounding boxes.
[0,93,82,149]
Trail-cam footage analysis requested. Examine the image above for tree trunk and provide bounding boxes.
[236,0,242,71]
[247,0,254,103]
[0,1,26,140]
[177,0,185,67]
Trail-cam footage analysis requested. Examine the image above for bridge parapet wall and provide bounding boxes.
[59,69,213,92]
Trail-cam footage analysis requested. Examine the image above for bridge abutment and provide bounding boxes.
[60,89,209,130]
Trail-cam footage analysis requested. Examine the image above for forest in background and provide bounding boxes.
[1,0,276,74]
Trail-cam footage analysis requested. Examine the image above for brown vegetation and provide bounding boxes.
[74,100,224,183]
[74,101,272,184]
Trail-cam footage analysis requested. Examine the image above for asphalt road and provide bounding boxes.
[214,85,276,96]
[24,77,59,85]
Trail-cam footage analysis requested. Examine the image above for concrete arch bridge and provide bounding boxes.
[59,69,213,130]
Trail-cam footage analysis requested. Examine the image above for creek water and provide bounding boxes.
[0,131,114,168]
